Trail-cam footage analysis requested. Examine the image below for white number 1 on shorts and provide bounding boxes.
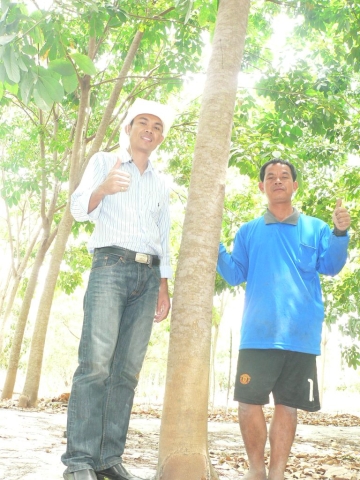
[308,379,314,402]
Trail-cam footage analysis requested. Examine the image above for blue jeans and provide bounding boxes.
[61,249,161,473]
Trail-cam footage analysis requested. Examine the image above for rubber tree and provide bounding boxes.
[156,0,250,478]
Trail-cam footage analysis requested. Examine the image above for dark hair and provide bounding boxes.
[259,159,297,182]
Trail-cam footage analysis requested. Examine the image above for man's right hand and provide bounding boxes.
[99,157,131,195]
[87,158,131,213]
[332,199,351,232]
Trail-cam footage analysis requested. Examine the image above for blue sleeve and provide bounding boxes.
[317,227,349,276]
[216,228,248,286]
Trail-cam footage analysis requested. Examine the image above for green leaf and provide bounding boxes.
[3,47,20,83]
[116,9,127,23]
[0,63,7,82]
[62,74,78,94]
[0,81,3,101]
[4,81,18,94]
[49,58,76,76]
[29,25,44,45]
[38,74,64,102]
[0,1,10,22]
[17,55,28,72]
[108,17,122,27]
[291,126,303,137]
[90,15,105,36]
[69,53,96,75]
[33,82,53,110]
[20,73,35,104]
[22,45,38,56]
[198,3,214,27]
[0,34,16,46]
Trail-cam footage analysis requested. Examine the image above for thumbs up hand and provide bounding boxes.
[332,199,351,232]
[100,157,131,195]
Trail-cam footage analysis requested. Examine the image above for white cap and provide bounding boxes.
[119,98,176,150]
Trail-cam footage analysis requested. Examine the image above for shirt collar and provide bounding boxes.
[264,207,300,225]
[119,147,154,172]
[119,147,132,164]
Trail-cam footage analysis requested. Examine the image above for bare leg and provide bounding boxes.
[268,405,297,480]
[238,402,267,480]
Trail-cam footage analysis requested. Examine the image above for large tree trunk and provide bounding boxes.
[156,1,250,478]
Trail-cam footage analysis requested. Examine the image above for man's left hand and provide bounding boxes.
[154,279,170,323]
[332,199,351,231]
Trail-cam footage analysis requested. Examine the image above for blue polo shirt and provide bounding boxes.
[217,209,349,355]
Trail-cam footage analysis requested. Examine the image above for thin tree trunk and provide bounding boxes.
[18,204,75,407]
[83,30,144,172]
[1,226,57,400]
[210,322,219,410]
[0,267,12,318]
[210,293,228,409]
[0,222,42,353]
[157,1,250,478]
[226,327,232,415]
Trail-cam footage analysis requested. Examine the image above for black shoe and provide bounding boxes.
[96,464,144,480]
[64,469,98,480]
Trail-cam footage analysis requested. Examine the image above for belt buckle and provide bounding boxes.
[135,252,150,264]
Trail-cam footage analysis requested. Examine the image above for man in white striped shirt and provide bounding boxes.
[62,99,175,480]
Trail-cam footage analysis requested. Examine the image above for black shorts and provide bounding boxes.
[234,349,320,412]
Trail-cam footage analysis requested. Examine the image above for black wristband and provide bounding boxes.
[333,226,347,237]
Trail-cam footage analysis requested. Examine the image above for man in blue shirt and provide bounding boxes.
[62,98,175,480]
[217,159,351,480]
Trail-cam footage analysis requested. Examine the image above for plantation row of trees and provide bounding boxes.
[0,0,359,478]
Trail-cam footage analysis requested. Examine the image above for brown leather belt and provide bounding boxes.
[95,246,160,266]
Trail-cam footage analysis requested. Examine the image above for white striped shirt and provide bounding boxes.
[71,148,172,278]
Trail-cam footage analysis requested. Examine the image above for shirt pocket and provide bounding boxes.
[297,218,320,272]
[146,195,163,224]
[297,243,317,272]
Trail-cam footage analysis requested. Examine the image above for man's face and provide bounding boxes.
[126,114,164,155]
[258,163,298,204]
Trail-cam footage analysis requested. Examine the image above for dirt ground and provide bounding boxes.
[0,400,359,480]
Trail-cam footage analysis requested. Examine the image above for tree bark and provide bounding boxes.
[226,327,233,415]
[1,226,57,400]
[156,1,250,478]
[18,204,75,407]
[82,30,144,174]
[210,319,220,409]
[0,221,42,354]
